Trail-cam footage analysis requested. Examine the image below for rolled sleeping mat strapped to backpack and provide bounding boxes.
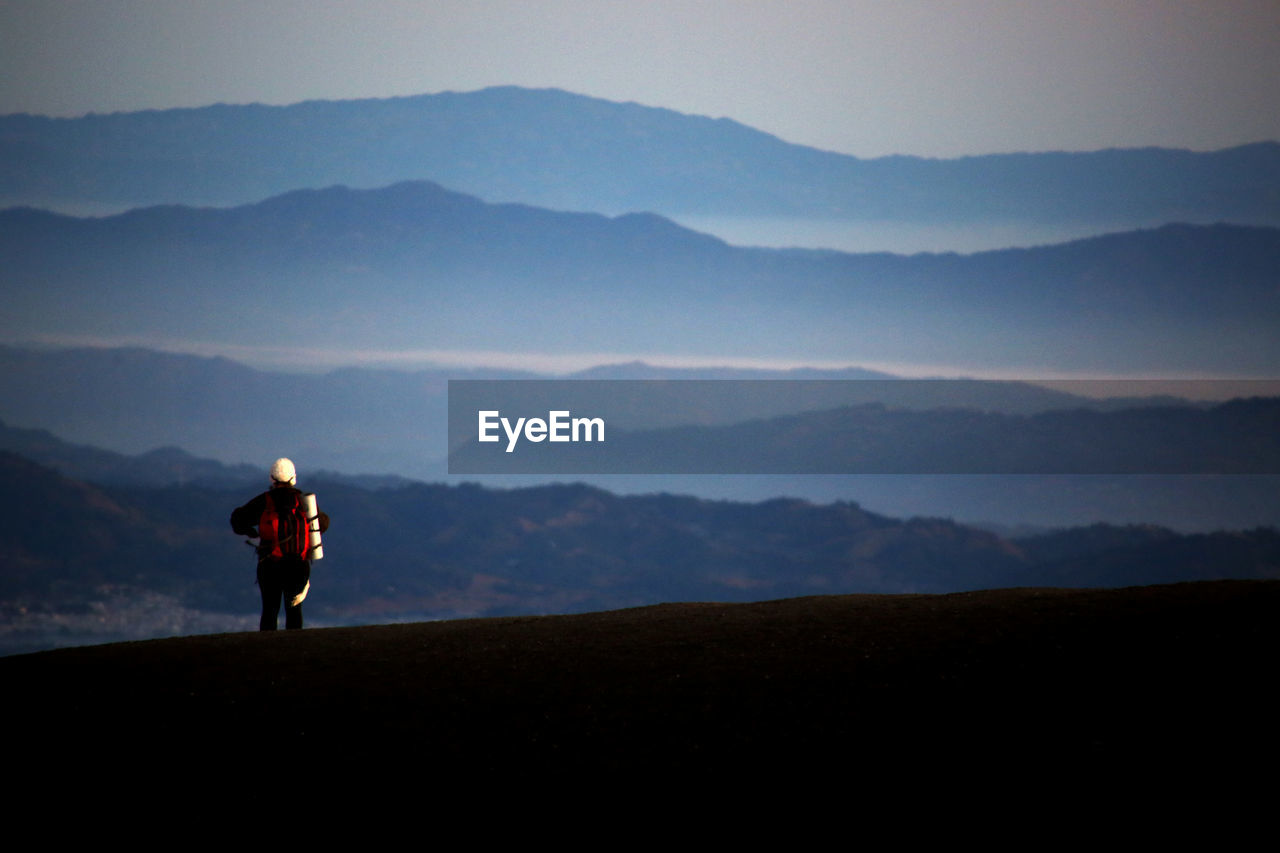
[302,492,323,560]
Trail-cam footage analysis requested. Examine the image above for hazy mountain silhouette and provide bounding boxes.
[0,346,1096,472]
[3,87,1278,228]
[4,183,1279,372]
[451,397,1280,474]
[0,418,418,491]
[3,346,1278,531]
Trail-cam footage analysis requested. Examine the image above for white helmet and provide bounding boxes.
[270,457,297,486]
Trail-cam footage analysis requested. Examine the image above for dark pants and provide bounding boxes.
[257,557,311,630]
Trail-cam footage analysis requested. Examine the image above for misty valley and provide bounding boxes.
[2,86,1278,654]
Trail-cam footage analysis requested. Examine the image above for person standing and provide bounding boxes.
[230,457,329,630]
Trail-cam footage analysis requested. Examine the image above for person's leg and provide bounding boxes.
[283,559,311,630]
[257,560,281,631]
[284,600,303,630]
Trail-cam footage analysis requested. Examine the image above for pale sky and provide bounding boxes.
[2,0,1278,158]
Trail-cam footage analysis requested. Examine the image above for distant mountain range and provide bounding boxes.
[451,397,1280,475]
[3,87,1278,227]
[0,417,411,492]
[4,181,1279,372]
[5,86,1279,656]
[0,343,1254,477]
[1,346,1046,473]
[3,442,1277,655]
[3,354,1279,533]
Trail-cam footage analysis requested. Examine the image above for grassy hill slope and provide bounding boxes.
[6,581,1276,780]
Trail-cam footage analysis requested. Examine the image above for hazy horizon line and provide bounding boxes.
[7,334,1278,400]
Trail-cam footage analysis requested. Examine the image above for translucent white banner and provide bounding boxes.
[447,379,1280,475]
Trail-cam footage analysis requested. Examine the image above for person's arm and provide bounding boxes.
[229,494,265,537]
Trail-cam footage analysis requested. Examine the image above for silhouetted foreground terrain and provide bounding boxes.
[7,581,1276,779]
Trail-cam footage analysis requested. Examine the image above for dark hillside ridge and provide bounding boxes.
[3,86,1277,224]
[3,444,1278,657]
[6,581,1277,777]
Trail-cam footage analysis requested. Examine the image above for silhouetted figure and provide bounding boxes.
[230,458,329,630]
